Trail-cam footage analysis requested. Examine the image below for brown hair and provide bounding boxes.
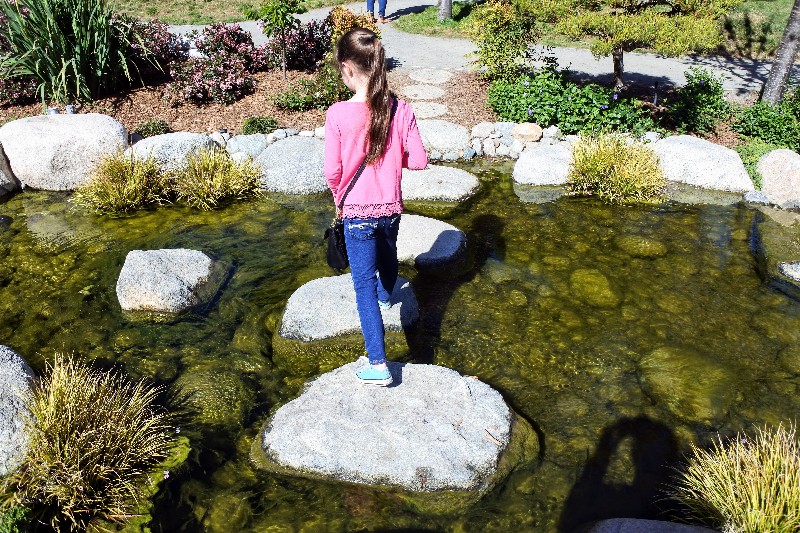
[335,28,392,164]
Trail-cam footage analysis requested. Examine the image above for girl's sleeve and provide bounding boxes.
[323,111,342,197]
[403,108,428,170]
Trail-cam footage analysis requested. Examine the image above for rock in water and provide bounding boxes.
[255,136,326,194]
[116,249,228,314]
[401,165,479,202]
[570,268,621,308]
[512,143,572,186]
[0,345,35,476]
[652,135,753,193]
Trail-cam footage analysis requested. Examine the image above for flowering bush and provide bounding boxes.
[192,23,269,72]
[487,66,656,134]
[261,19,331,71]
[127,18,188,79]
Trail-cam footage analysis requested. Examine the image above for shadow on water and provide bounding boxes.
[405,213,506,365]
[558,416,679,533]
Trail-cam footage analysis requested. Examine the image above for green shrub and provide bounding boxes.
[568,133,665,204]
[0,0,155,103]
[73,152,165,215]
[133,118,172,138]
[734,137,785,190]
[0,507,30,533]
[732,101,800,152]
[273,60,351,111]
[667,67,731,133]
[668,424,800,533]
[170,148,262,210]
[487,67,656,134]
[242,116,279,135]
[466,0,538,80]
[0,355,175,531]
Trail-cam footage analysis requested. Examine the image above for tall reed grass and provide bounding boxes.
[668,424,800,533]
[0,355,174,531]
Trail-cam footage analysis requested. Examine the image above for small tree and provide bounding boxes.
[245,0,306,80]
[555,0,740,89]
[761,0,800,104]
[467,0,538,80]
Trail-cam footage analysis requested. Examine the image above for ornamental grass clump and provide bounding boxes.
[73,152,165,215]
[568,134,665,204]
[170,147,262,210]
[0,355,174,531]
[668,424,800,533]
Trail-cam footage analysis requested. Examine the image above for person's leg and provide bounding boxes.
[376,214,400,305]
[377,0,387,19]
[344,218,387,365]
[366,0,375,17]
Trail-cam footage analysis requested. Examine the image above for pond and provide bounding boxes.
[1,159,799,532]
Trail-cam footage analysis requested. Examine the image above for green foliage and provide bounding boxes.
[0,355,175,531]
[568,133,666,204]
[734,137,785,189]
[668,424,800,533]
[0,507,30,533]
[466,0,538,80]
[0,0,156,103]
[242,115,279,134]
[273,60,351,110]
[73,152,164,215]
[133,118,172,138]
[170,148,262,210]
[245,0,306,77]
[487,67,656,134]
[732,101,800,152]
[668,67,731,133]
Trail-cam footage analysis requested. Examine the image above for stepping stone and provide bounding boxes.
[272,275,418,375]
[417,120,469,156]
[411,102,448,119]
[512,142,573,186]
[397,214,467,269]
[409,68,453,85]
[0,345,34,477]
[252,359,538,512]
[127,132,216,173]
[116,249,229,315]
[402,165,479,202]
[401,84,446,100]
[255,136,326,194]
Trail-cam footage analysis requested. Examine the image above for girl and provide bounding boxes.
[323,28,428,386]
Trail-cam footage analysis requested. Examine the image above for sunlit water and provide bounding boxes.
[1,160,799,532]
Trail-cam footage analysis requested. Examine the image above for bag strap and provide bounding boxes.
[336,97,399,212]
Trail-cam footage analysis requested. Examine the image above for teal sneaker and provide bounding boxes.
[356,364,393,386]
[378,299,391,310]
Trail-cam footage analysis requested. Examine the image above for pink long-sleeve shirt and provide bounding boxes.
[323,98,428,219]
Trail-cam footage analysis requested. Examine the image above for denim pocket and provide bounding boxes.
[345,218,378,240]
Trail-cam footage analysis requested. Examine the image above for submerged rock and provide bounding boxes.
[570,268,621,308]
[397,214,467,270]
[0,345,35,476]
[401,165,479,202]
[751,209,800,300]
[639,346,736,423]
[127,132,215,173]
[0,113,127,190]
[583,518,719,533]
[253,360,538,512]
[175,369,254,428]
[652,136,753,193]
[615,235,668,258]
[255,136,326,194]
[116,249,229,315]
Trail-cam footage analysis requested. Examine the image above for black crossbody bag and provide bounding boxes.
[324,98,398,270]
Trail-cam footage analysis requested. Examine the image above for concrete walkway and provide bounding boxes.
[170,0,792,98]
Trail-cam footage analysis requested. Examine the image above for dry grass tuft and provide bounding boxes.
[170,147,262,210]
[73,151,165,215]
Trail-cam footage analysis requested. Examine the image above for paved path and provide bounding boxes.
[171,0,793,99]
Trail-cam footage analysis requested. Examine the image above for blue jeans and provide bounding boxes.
[366,0,387,18]
[344,215,401,365]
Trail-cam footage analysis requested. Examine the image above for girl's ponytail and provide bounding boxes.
[336,28,392,164]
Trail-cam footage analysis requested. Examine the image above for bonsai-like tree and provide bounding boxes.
[245,0,306,80]
[554,0,740,88]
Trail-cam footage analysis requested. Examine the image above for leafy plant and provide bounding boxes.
[466,0,538,80]
[245,0,306,79]
[261,19,332,72]
[327,5,380,47]
[73,152,165,214]
[0,355,175,531]
[0,506,30,533]
[170,147,262,210]
[0,0,158,103]
[667,67,731,133]
[568,133,666,204]
[133,118,172,138]
[273,60,351,110]
[487,67,656,134]
[732,101,800,152]
[734,137,784,189]
[242,115,279,134]
[668,424,800,533]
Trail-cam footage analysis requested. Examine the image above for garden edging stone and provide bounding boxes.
[0,345,35,477]
[126,132,216,173]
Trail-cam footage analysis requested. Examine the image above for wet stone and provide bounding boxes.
[615,235,668,258]
[569,268,621,308]
[397,214,467,270]
[779,261,800,281]
[175,369,254,428]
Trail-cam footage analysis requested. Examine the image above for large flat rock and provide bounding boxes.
[417,120,469,156]
[402,165,479,202]
[0,345,34,476]
[397,214,467,269]
[116,249,228,315]
[255,136,326,194]
[652,135,753,193]
[257,360,514,492]
[126,132,216,173]
[512,142,572,185]
[758,148,800,209]
[0,114,127,190]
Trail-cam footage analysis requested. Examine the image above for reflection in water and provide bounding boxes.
[0,162,799,532]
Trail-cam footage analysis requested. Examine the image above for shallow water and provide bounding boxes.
[1,161,799,532]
